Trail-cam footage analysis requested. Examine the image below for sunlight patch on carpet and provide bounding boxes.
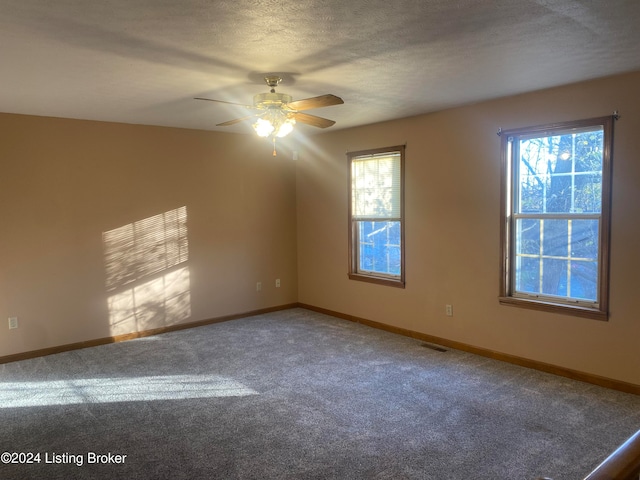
[0,374,258,408]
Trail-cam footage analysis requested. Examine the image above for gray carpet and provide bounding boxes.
[1,308,639,480]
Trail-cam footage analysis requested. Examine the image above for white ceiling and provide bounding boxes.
[1,0,639,136]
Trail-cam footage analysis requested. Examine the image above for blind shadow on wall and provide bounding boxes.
[102,206,191,336]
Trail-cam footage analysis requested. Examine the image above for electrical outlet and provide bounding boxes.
[256,282,262,292]
[8,317,18,329]
[445,305,453,317]
[275,279,281,288]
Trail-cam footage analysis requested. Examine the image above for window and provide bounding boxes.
[348,145,405,287]
[500,116,614,320]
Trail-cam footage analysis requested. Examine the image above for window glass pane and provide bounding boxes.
[515,256,540,294]
[518,136,549,214]
[546,134,574,214]
[570,261,598,301]
[516,218,540,255]
[517,127,603,214]
[542,219,568,257]
[571,219,599,259]
[574,131,603,173]
[357,220,401,276]
[542,258,568,297]
[573,172,602,213]
[352,153,401,219]
[514,218,599,302]
[574,130,603,214]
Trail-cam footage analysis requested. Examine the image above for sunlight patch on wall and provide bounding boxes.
[107,266,191,335]
[0,375,258,408]
[103,207,191,335]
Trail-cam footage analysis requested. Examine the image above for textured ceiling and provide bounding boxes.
[1,0,640,135]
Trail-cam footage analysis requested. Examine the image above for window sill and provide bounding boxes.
[499,296,607,321]
[349,273,405,288]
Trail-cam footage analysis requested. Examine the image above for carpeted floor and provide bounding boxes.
[1,308,639,479]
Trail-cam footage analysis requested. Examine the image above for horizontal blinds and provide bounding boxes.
[351,151,401,219]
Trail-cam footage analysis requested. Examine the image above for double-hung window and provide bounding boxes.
[500,116,614,319]
[348,146,405,287]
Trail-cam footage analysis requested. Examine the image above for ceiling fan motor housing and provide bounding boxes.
[253,92,292,110]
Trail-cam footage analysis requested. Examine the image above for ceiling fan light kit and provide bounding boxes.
[195,75,344,155]
[253,114,295,138]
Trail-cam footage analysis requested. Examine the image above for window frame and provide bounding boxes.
[499,116,614,320]
[348,145,406,288]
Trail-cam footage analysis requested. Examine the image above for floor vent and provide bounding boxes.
[421,343,447,352]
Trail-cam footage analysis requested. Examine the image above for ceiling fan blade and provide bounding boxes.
[194,97,254,109]
[216,114,257,127]
[292,112,336,128]
[287,94,344,111]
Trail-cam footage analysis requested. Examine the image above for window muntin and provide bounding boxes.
[500,117,613,319]
[348,146,405,287]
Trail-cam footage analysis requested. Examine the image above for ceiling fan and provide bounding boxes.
[195,75,344,155]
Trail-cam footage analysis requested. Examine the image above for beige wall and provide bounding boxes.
[0,114,298,357]
[296,71,640,385]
